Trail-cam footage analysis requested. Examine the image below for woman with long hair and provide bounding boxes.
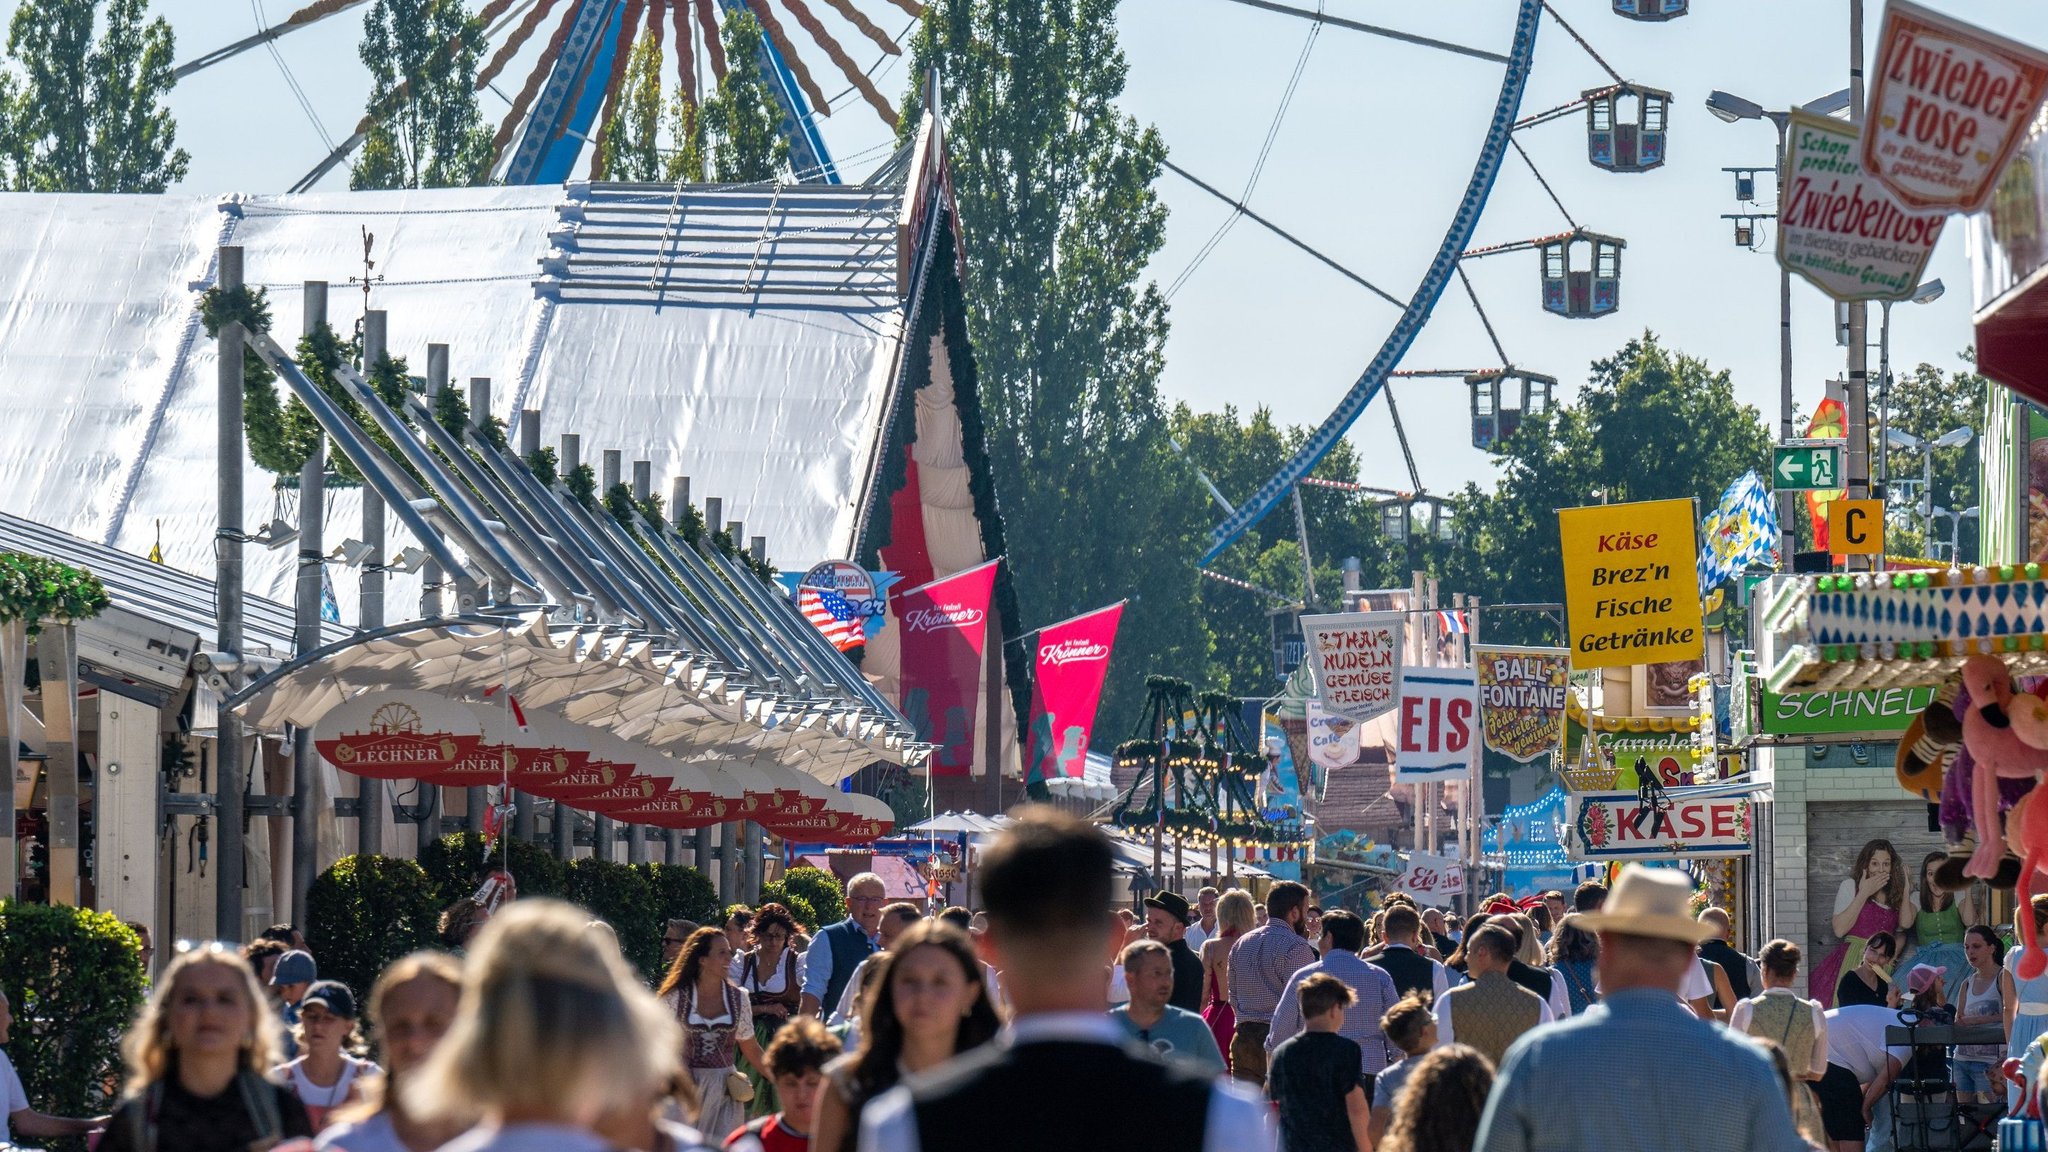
[810,920,1000,1152]
[1953,924,2013,1104]
[99,945,314,1152]
[277,980,377,1130]
[1377,1043,1495,1152]
[1810,838,1913,1009]
[732,902,802,1117]
[657,925,767,1141]
[1902,851,1973,994]
[405,898,684,1151]
[1835,930,1899,1008]
[1444,913,1492,980]
[318,951,464,1152]
[1545,913,1600,1015]
[1200,890,1255,1062]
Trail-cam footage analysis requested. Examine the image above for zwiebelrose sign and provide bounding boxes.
[1864,0,2048,213]
[1301,610,1404,723]
[1567,789,1754,861]
[1778,109,1945,302]
[1557,499,1703,670]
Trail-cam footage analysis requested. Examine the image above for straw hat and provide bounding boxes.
[1576,864,1713,944]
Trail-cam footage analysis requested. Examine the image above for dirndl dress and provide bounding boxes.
[670,981,753,1143]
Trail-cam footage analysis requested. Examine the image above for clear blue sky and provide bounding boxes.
[21,0,2048,511]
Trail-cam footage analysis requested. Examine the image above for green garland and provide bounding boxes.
[366,353,412,411]
[295,324,361,485]
[603,482,638,524]
[432,385,470,437]
[199,286,307,476]
[565,463,597,509]
[478,415,510,452]
[0,553,109,633]
[525,446,559,487]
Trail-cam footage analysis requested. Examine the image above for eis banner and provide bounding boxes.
[1024,603,1124,784]
[895,559,999,776]
[1474,646,1569,764]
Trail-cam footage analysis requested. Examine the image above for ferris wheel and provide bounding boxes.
[1192,0,1688,564]
[173,0,919,192]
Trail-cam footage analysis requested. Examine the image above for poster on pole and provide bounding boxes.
[1778,110,1945,302]
[1392,851,1467,906]
[1394,666,1479,783]
[1024,602,1124,783]
[1557,498,1704,670]
[1306,700,1362,775]
[1864,0,2048,213]
[1567,789,1754,861]
[1474,646,1570,764]
[1301,611,1404,723]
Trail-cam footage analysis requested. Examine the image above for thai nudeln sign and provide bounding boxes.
[1557,498,1704,670]
[1864,0,2048,213]
[1301,611,1405,723]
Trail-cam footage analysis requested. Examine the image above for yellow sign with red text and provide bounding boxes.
[1558,499,1703,671]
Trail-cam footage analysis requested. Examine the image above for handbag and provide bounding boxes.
[725,1068,756,1104]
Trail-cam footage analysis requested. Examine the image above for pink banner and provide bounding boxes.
[896,559,999,776]
[1025,603,1124,783]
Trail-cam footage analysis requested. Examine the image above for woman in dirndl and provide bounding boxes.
[1902,851,1975,996]
[660,926,768,1142]
[732,902,803,1116]
[1810,838,1913,1009]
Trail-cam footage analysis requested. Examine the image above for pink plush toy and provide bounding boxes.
[1962,655,2048,880]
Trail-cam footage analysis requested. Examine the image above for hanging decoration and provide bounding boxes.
[1107,677,1311,853]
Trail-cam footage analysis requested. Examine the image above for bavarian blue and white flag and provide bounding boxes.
[1697,470,1777,597]
[320,564,341,625]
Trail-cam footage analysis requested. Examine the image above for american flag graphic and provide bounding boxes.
[798,585,867,651]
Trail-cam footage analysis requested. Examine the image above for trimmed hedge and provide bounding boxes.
[306,856,441,1000]
[779,865,846,927]
[0,903,145,1132]
[418,833,568,908]
[756,881,818,932]
[638,862,720,931]
[566,858,661,975]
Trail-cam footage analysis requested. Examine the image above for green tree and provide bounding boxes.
[0,904,144,1131]
[598,32,663,181]
[699,12,787,182]
[351,0,493,190]
[1883,356,1987,562]
[1443,332,1771,644]
[901,0,1214,736]
[0,0,187,192]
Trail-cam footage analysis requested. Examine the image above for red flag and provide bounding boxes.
[1804,397,1846,550]
[1025,603,1124,786]
[894,559,999,776]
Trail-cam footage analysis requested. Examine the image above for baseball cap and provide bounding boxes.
[298,980,358,1019]
[270,950,317,986]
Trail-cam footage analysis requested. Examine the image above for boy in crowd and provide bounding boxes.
[727,1017,842,1152]
[1267,973,1370,1152]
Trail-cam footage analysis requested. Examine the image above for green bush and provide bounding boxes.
[779,865,846,927]
[418,833,568,908]
[306,856,441,999]
[756,881,818,933]
[636,862,720,930]
[0,903,144,1129]
[566,858,662,976]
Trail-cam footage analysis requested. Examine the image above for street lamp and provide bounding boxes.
[1887,427,1973,555]
[1928,506,1981,564]
[1707,86,1852,564]
[1876,278,1946,495]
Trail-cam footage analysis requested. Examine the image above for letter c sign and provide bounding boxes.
[1827,499,1885,556]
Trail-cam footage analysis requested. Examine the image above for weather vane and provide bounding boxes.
[347,225,384,340]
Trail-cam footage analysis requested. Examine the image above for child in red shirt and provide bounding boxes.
[725,1016,840,1152]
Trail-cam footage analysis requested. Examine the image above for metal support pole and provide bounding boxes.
[40,624,79,905]
[360,311,388,632]
[720,821,740,901]
[466,377,497,843]
[1292,486,1317,609]
[419,346,448,616]
[1775,115,1798,566]
[297,282,327,914]
[1844,0,1871,571]
[519,409,541,461]
[1879,300,1894,496]
[217,246,248,940]
[554,799,574,860]
[591,452,619,863]
[694,826,712,876]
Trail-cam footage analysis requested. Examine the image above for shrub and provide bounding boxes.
[418,833,568,908]
[0,903,144,1130]
[566,857,662,976]
[636,862,720,930]
[756,881,818,933]
[306,855,441,999]
[779,865,846,927]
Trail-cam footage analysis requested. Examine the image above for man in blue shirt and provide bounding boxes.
[1266,910,1400,1084]
[802,872,886,1018]
[1112,939,1226,1075]
[1473,865,1807,1152]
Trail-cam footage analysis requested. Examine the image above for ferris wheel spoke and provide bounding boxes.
[173,0,370,79]
[744,0,833,115]
[1455,263,1511,368]
[491,0,585,163]
[1508,136,1578,230]
[1209,0,1509,65]
[813,0,902,56]
[777,0,898,123]
[694,0,727,82]
[1539,0,1625,86]
[673,0,700,101]
[876,0,923,17]
[1160,158,1401,309]
[479,0,561,90]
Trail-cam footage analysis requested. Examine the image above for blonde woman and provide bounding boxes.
[406,899,686,1152]
[1200,890,1256,1066]
[317,952,464,1152]
[100,944,314,1152]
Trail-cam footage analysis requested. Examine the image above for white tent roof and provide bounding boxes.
[0,179,907,620]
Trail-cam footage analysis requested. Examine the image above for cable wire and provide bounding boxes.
[254,0,337,153]
[1510,136,1578,230]
[1540,0,1625,85]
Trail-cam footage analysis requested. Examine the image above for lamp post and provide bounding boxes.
[1707,87,1851,565]
[1877,279,1946,497]
[1886,427,1973,556]
[1929,506,1981,565]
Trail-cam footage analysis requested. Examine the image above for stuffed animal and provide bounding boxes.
[2009,788,2048,979]
[1959,655,2048,880]
[1898,676,1962,801]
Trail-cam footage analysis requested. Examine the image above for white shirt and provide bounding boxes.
[436,1123,617,1152]
[1678,956,1713,1002]
[1186,918,1217,953]
[0,1049,26,1143]
[855,1013,1275,1152]
[1436,979,1555,1049]
[1729,989,1830,1080]
[1825,1005,1912,1084]
[832,956,874,1025]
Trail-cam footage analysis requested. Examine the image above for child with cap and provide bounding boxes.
[278,980,379,1131]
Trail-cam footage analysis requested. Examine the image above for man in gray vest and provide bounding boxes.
[802,872,886,1018]
[1436,924,1549,1068]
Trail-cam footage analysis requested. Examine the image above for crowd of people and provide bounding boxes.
[9,813,2048,1150]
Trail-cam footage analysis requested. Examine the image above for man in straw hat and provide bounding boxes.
[1472,864,1807,1152]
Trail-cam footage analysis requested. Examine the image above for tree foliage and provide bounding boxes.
[0,904,144,1130]
[0,0,187,192]
[598,32,666,181]
[902,0,1212,733]
[306,854,441,1000]
[699,12,787,182]
[1883,356,1986,562]
[352,0,493,190]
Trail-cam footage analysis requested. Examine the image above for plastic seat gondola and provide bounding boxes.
[1466,369,1557,449]
[1539,231,1626,319]
[1586,84,1672,172]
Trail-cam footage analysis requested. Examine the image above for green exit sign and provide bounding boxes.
[1773,440,1843,491]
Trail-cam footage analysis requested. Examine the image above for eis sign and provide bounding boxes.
[1567,790,1753,861]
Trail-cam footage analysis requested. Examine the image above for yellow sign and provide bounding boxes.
[1827,499,1885,556]
[1557,498,1704,671]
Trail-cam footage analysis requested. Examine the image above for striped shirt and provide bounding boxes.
[1229,922,1319,1025]
[1265,950,1403,1073]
